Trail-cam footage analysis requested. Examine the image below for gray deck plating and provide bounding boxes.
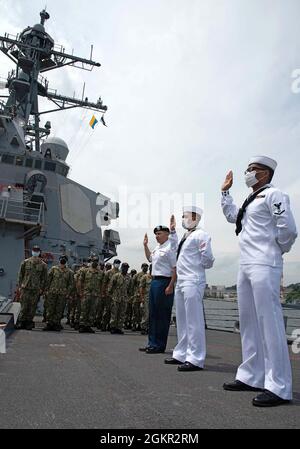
[0,323,299,429]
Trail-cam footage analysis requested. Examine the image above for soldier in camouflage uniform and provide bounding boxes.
[79,256,104,333]
[101,260,120,331]
[140,264,152,335]
[109,262,130,334]
[131,263,149,331]
[43,255,74,331]
[67,265,80,327]
[94,261,106,329]
[124,269,137,329]
[16,245,48,330]
[72,263,88,330]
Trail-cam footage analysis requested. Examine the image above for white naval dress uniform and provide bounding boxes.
[221,183,297,399]
[172,229,215,368]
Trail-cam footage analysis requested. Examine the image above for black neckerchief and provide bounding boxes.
[176,228,196,259]
[235,185,270,236]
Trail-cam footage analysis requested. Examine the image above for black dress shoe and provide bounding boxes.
[145,347,165,354]
[223,380,264,392]
[164,358,183,365]
[139,346,150,352]
[177,362,203,371]
[252,390,291,407]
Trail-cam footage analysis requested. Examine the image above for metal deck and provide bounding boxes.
[0,321,299,429]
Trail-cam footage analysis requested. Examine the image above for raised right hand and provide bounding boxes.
[143,233,148,246]
[222,170,233,191]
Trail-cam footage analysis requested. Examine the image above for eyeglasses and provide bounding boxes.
[244,167,267,174]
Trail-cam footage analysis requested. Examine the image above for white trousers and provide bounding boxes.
[236,264,292,400]
[172,280,206,368]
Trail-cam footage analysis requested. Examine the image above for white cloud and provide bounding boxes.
[0,0,299,284]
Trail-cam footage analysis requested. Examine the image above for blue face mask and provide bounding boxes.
[32,251,40,257]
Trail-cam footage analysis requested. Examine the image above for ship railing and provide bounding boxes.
[0,197,44,226]
[197,298,300,342]
[53,43,65,53]
[38,74,48,90]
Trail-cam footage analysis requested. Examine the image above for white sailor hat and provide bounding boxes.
[248,156,277,171]
[183,206,203,216]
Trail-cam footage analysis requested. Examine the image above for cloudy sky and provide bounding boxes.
[1,0,300,285]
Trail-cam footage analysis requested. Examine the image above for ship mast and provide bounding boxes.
[0,9,107,152]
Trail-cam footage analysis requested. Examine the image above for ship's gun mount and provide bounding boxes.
[102,229,121,261]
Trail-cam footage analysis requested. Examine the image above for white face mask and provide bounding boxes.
[32,251,40,257]
[244,171,259,188]
[114,263,120,269]
[182,217,199,230]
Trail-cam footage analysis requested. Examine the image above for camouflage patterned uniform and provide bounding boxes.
[71,267,84,328]
[109,272,130,332]
[124,274,135,329]
[17,256,48,328]
[140,273,152,334]
[79,267,104,329]
[66,273,77,325]
[101,267,119,331]
[94,267,106,329]
[45,265,74,329]
[131,271,145,331]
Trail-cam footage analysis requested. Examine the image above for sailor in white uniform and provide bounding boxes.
[165,206,215,371]
[221,155,297,407]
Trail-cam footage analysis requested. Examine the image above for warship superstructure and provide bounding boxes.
[0,10,120,301]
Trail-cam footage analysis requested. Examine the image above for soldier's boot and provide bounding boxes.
[53,324,62,331]
[79,325,95,333]
[70,320,75,328]
[66,319,71,325]
[116,329,124,335]
[74,322,80,330]
[110,327,118,334]
[25,321,34,330]
[43,323,55,331]
[94,320,101,329]
[15,321,27,330]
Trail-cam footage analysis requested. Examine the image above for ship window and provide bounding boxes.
[44,161,56,172]
[56,164,69,176]
[25,158,33,167]
[1,154,14,164]
[34,159,42,169]
[15,156,24,166]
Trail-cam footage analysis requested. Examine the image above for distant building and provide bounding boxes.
[204,285,226,299]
